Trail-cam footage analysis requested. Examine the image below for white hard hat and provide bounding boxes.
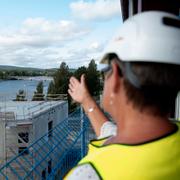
[101,11,180,65]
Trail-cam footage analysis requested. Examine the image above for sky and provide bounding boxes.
[0,0,122,69]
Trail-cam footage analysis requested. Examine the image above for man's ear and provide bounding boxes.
[111,62,122,94]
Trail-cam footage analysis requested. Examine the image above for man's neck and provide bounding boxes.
[109,105,175,145]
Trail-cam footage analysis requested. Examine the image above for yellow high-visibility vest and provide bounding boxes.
[67,122,180,180]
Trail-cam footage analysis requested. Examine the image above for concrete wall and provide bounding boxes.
[32,101,68,179]
[33,101,68,140]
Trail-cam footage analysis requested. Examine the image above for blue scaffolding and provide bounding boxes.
[0,108,94,179]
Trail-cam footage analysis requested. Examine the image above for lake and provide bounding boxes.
[0,77,52,101]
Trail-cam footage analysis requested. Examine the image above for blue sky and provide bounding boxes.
[0,0,122,68]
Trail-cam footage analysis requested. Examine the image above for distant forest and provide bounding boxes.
[0,65,75,79]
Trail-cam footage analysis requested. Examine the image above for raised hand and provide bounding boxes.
[68,74,91,104]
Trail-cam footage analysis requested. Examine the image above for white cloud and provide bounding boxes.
[70,0,121,21]
[0,18,91,68]
[0,18,90,48]
[0,1,121,69]
[21,18,84,37]
[89,42,102,50]
[57,41,105,68]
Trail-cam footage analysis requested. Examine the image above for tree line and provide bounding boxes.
[15,59,102,112]
[0,70,44,79]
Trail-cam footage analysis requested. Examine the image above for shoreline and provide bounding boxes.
[0,76,53,81]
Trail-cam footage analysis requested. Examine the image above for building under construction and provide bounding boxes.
[0,100,68,178]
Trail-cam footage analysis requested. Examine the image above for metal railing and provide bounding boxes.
[0,108,94,179]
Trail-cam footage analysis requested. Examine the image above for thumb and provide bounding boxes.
[81,74,86,85]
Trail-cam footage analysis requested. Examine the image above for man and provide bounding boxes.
[66,11,180,179]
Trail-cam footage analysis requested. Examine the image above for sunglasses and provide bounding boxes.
[101,59,123,78]
[101,64,112,80]
[100,53,142,88]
